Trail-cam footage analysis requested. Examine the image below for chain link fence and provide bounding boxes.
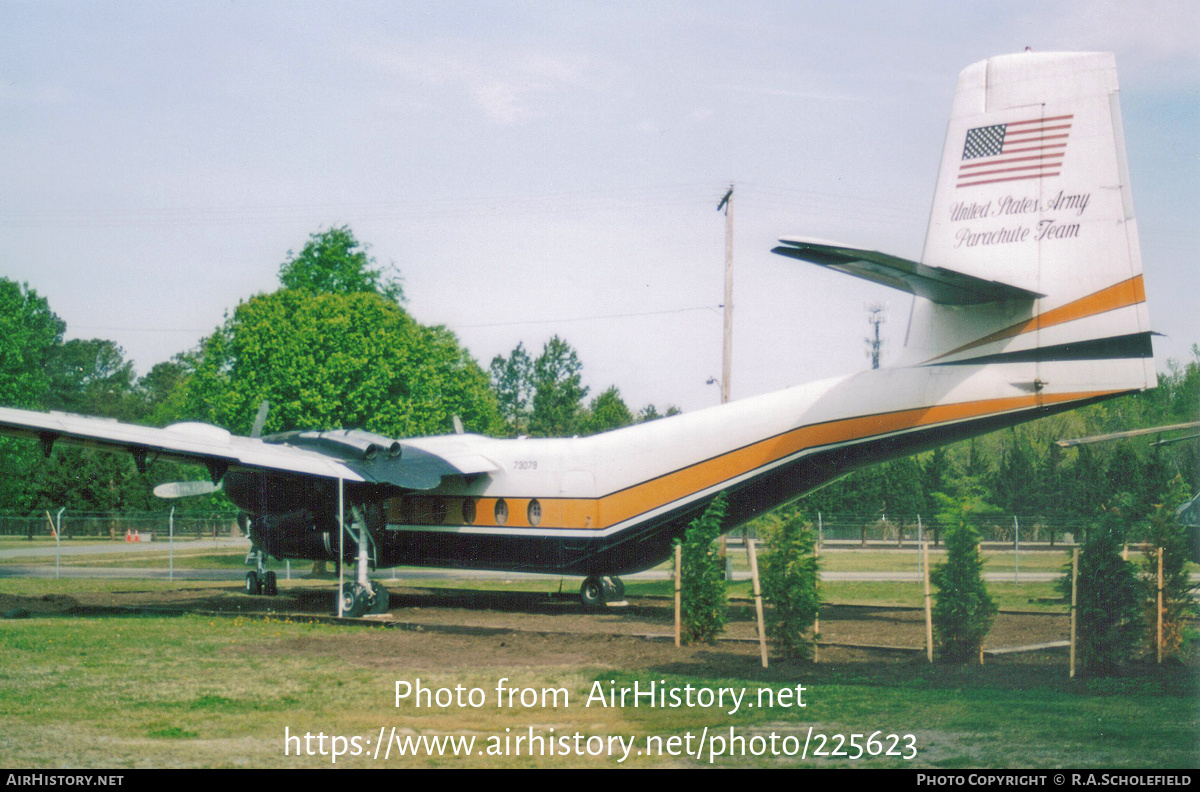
[0,510,240,541]
[739,512,1162,548]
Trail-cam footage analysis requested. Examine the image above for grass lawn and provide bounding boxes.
[0,577,1195,769]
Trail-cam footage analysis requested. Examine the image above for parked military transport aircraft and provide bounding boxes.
[0,52,1156,615]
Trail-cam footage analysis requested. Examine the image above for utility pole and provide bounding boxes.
[866,302,886,370]
[717,185,734,580]
[718,185,734,404]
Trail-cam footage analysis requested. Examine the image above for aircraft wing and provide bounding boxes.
[772,237,1044,305]
[0,405,497,491]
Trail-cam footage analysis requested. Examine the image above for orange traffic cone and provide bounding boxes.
[133,530,140,543]
[125,529,132,543]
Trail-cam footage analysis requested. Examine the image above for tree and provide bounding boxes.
[528,336,588,437]
[279,226,404,303]
[489,342,534,436]
[1059,497,1143,675]
[1141,477,1197,661]
[137,355,194,427]
[678,495,728,644]
[0,279,65,409]
[637,404,681,423]
[182,289,501,438]
[582,386,633,435]
[930,481,999,662]
[46,339,139,419]
[993,429,1036,515]
[33,339,154,513]
[0,280,65,510]
[759,512,821,659]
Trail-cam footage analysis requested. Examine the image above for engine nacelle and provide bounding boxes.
[249,509,338,561]
[262,429,402,461]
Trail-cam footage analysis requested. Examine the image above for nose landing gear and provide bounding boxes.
[339,580,390,618]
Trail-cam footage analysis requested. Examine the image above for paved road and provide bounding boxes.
[0,537,247,559]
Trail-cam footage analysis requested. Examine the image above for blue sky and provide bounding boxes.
[2,1,1196,415]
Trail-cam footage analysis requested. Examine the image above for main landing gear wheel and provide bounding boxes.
[605,575,625,600]
[580,576,625,609]
[245,570,262,596]
[580,577,604,609]
[263,570,278,597]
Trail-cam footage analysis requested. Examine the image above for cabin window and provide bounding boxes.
[462,498,476,525]
[527,499,542,526]
[494,499,508,525]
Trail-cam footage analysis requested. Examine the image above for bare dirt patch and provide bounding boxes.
[0,581,1073,677]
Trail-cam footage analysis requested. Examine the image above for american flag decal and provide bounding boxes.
[956,114,1072,188]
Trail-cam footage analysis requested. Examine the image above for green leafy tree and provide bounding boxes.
[0,280,65,510]
[678,494,728,644]
[137,355,195,427]
[1141,477,1198,661]
[279,226,404,303]
[1058,497,1143,675]
[930,481,999,662]
[993,429,1036,515]
[759,512,821,659]
[489,342,534,436]
[635,405,680,423]
[183,290,501,438]
[0,279,65,409]
[46,339,140,419]
[528,336,588,438]
[582,386,633,435]
[32,339,155,513]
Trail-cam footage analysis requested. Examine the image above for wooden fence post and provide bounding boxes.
[1157,547,1164,665]
[746,538,768,668]
[674,543,682,648]
[1069,547,1079,679]
[923,541,933,663]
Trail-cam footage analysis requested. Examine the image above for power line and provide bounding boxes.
[455,305,715,329]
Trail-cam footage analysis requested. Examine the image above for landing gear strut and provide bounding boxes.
[336,507,389,618]
[579,575,625,609]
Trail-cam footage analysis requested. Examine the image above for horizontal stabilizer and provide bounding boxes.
[772,238,1044,305]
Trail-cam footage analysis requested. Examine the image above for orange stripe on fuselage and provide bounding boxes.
[928,276,1145,363]
[388,389,1119,532]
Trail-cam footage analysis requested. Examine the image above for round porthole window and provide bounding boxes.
[494,499,508,525]
[462,498,476,525]
[527,499,542,526]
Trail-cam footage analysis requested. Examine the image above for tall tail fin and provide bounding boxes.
[902,51,1154,395]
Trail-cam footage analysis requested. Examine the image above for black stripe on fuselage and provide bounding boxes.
[930,332,1154,367]
[367,390,1123,576]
